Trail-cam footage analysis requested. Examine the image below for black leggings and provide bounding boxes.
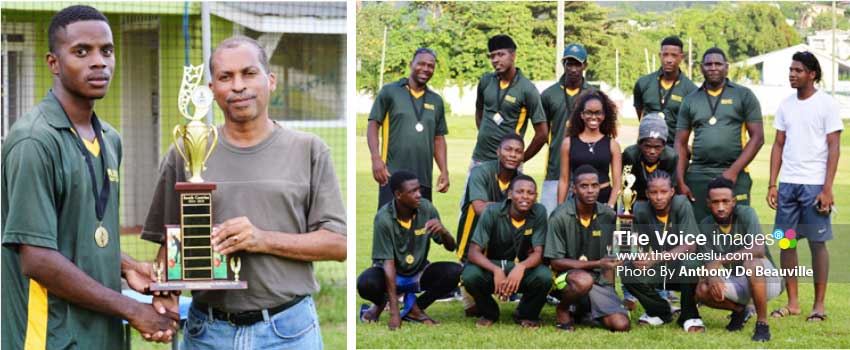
[357,261,461,311]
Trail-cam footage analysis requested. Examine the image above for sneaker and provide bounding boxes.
[751,321,770,342]
[726,308,748,331]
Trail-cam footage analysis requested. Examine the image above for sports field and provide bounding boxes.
[355,114,850,348]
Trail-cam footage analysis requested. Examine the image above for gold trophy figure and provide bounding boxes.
[150,64,246,291]
[620,165,637,216]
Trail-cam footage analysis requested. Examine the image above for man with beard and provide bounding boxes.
[545,165,630,332]
[633,36,698,145]
[676,47,764,223]
[697,177,782,342]
[472,34,547,165]
[623,170,704,332]
[142,36,346,349]
[368,48,449,208]
[461,175,552,328]
[2,5,178,349]
[357,171,460,329]
[539,43,595,214]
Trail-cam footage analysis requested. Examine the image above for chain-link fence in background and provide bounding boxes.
[1,2,346,284]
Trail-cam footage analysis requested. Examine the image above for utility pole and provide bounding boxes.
[379,26,387,91]
[556,0,565,79]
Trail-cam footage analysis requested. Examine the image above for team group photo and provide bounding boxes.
[1,1,848,350]
[354,1,848,348]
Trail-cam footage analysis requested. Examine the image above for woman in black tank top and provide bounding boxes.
[557,90,622,207]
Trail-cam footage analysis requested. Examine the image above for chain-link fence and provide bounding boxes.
[1,2,346,283]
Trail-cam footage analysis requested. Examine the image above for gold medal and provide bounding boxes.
[709,116,717,125]
[94,225,109,248]
[579,255,588,261]
[405,254,415,264]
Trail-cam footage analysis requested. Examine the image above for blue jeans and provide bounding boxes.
[183,296,322,350]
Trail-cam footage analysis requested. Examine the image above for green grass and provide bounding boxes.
[122,126,347,349]
[355,114,850,348]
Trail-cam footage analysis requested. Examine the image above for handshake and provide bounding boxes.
[123,260,182,343]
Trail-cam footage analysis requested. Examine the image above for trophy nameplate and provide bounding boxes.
[151,64,246,291]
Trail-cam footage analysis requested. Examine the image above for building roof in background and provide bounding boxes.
[211,2,345,35]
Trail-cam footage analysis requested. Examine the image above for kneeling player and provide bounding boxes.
[696,177,783,341]
[545,165,630,332]
[357,171,461,329]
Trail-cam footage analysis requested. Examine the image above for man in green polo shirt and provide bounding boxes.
[545,165,630,332]
[676,47,764,223]
[540,43,595,214]
[357,171,460,329]
[633,36,698,145]
[623,170,704,332]
[696,177,782,342]
[621,113,678,208]
[461,175,552,328]
[456,133,525,261]
[368,48,449,208]
[472,34,547,164]
[2,6,178,349]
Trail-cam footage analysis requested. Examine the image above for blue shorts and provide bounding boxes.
[774,183,832,242]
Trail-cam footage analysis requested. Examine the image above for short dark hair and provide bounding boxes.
[210,36,270,75]
[646,169,674,188]
[389,170,418,194]
[702,47,727,62]
[48,5,109,53]
[509,174,536,190]
[792,51,822,83]
[413,48,437,61]
[660,36,684,49]
[707,176,734,193]
[499,132,525,147]
[573,164,599,184]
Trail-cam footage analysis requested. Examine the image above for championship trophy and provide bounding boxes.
[150,64,247,291]
[616,165,638,254]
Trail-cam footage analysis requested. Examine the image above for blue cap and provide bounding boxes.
[563,43,587,63]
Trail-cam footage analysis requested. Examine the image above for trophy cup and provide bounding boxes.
[616,165,638,254]
[150,64,247,291]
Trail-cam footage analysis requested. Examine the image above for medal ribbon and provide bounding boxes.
[657,71,678,110]
[67,113,110,223]
[406,80,427,128]
[494,70,519,114]
[704,83,725,121]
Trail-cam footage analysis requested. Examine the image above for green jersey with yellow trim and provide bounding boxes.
[368,78,448,186]
[371,198,443,276]
[472,69,545,161]
[633,69,698,145]
[698,205,774,268]
[544,199,617,285]
[455,160,520,260]
[2,92,123,350]
[676,79,762,170]
[470,199,547,262]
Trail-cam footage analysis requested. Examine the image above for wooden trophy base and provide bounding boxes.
[150,280,247,291]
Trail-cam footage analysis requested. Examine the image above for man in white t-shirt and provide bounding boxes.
[767,51,843,322]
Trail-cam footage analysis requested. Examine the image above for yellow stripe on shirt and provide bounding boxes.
[515,107,527,134]
[741,123,749,173]
[457,206,476,259]
[381,112,389,162]
[24,279,48,350]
